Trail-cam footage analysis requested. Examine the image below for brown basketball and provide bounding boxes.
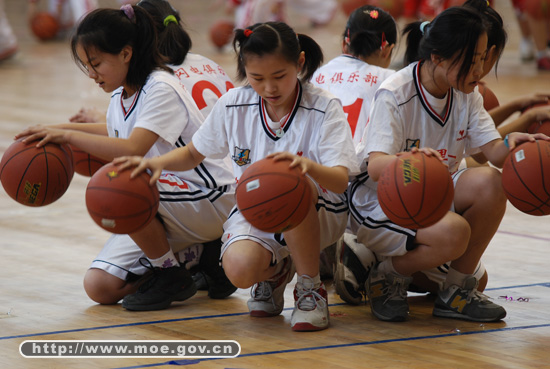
[478,82,500,111]
[0,139,74,206]
[30,12,59,41]
[377,151,454,229]
[209,20,234,49]
[235,157,312,233]
[528,120,550,136]
[86,162,160,234]
[69,145,109,177]
[501,140,550,216]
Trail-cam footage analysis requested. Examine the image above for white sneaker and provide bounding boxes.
[333,233,377,305]
[519,37,535,61]
[291,275,329,331]
[247,257,295,317]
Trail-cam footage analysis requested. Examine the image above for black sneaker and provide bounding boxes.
[122,260,197,311]
[198,239,237,299]
[433,276,506,322]
[365,263,412,322]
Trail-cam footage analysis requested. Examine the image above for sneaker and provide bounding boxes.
[122,260,197,311]
[333,233,377,305]
[197,239,237,299]
[537,56,550,71]
[191,270,208,291]
[519,38,535,61]
[291,275,329,331]
[247,257,295,317]
[433,276,506,322]
[365,263,412,322]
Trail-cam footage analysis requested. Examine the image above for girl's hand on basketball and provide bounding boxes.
[516,93,550,112]
[267,151,312,175]
[507,132,550,150]
[16,125,69,147]
[400,147,445,162]
[113,156,162,186]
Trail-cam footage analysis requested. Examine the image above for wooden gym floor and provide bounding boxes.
[0,0,549,368]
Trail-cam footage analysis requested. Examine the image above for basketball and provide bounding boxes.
[478,82,500,111]
[377,151,454,229]
[209,20,234,49]
[235,157,312,233]
[30,12,59,41]
[69,145,109,177]
[501,140,550,216]
[85,162,160,234]
[0,139,74,206]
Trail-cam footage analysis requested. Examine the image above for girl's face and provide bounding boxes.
[440,32,488,94]
[481,45,499,79]
[76,43,132,94]
[244,51,304,112]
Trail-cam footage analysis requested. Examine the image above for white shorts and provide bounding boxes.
[348,169,467,257]
[220,181,348,264]
[90,173,235,280]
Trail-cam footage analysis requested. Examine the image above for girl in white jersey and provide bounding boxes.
[16,5,236,311]
[348,7,549,323]
[311,5,396,146]
[116,21,359,331]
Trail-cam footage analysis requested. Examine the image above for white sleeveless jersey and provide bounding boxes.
[106,70,235,189]
[192,82,360,180]
[311,54,395,146]
[355,61,501,175]
[170,53,235,117]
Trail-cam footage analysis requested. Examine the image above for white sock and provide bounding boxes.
[378,258,398,276]
[444,267,470,290]
[149,250,179,269]
[297,274,321,289]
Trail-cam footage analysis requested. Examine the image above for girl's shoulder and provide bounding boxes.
[301,82,341,110]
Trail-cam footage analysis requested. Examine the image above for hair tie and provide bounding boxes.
[244,29,253,37]
[420,21,430,35]
[163,15,177,27]
[121,4,135,20]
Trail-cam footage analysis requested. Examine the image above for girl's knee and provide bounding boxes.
[222,243,273,288]
[83,269,125,305]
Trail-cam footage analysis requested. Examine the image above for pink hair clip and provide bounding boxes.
[120,4,135,20]
[244,29,253,37]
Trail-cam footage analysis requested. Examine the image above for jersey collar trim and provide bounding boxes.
[259,81,302,141]
[120,87,142,121]
[413,62,453,127]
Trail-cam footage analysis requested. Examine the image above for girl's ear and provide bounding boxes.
[121,45,133,63]
[431,53,444,65]
[298,51,305,70]
[381,43,395,60]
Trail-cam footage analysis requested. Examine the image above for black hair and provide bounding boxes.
[463,0,507,73]
[70,6,171,91]
[137,0,192,65]
[403,6,487,86]
[344,5,397,59]
[232,22,323,83]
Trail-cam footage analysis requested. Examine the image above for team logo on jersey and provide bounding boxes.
[456,130,467,141]
[405,139,420,151]
[232,147,251,166]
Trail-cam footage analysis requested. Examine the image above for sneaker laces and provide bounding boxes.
[384,276,408,304]
[250,281,273,301]
[295,276,326,312]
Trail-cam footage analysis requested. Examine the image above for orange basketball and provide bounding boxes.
[377,151,454,229]
[478,82,500,111]
[235,157,312,233]
[0,139,74,206]
[209,20,234,49]
[528,120,550,136]
[69,145,109,177]
[86,162,160,234]
[501,140,550,216]
[30,12,59,41]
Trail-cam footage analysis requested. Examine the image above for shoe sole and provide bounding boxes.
[208,285,238,299]
[433,308,506,322]
[122,284,198,311]
[291,322,328,331]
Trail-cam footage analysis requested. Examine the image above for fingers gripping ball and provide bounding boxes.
[236,157,312,233]
[502,140,550,216]
[377,151,454,229]
[69,145,109,177]
[0,139,74,206]
[86,163,160,234]
[30,12,59,41]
